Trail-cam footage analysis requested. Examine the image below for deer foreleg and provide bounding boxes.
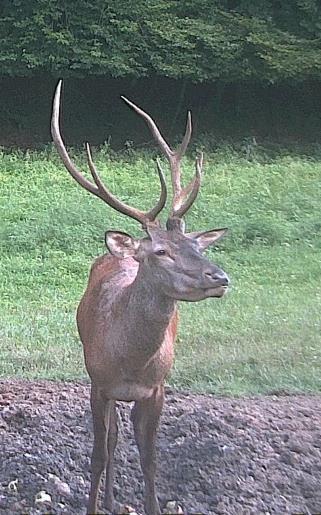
[87,384,112,515]
[131,384,164,515]
[104,401,118,512]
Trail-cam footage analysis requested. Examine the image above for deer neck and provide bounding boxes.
[119,264,176,361]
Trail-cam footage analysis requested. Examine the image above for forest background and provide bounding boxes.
[0,0,321,146]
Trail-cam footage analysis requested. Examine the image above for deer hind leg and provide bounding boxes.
[87,384,112,515]
[104,401,118,512]
[131,384,164,515]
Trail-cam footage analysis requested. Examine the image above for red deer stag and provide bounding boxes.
[51,80,229,515]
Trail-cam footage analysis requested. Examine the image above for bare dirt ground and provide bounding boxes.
[1,380,321,515]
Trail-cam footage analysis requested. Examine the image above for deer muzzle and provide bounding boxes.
[201,266,230,295]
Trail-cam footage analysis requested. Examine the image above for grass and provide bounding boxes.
[1,144,321,394]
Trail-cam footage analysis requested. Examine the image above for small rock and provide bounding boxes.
[57,501,69,512]
[48,474,72,497]
[35,490,52,505]
[76,475,86,487]
[7,479,18,493]
[164,500,184,514]
[121,505,139,514]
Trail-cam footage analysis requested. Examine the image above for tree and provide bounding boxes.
[0,0,321,81]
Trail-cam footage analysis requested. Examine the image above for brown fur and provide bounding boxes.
[77,255,178,394]
[77,253,179,515]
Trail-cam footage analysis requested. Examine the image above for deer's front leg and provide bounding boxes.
[104,401,118,512]
[87,385,112,515]
[131,384,164,515]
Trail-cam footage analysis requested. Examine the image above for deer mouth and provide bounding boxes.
[204,285,229,297]
[176,284,228,302]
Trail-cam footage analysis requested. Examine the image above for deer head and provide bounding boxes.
[51,80,229,301]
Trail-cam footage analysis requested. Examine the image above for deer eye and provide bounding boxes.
[155,249,167,256]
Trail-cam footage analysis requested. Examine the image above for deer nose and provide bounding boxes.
[203,269,229,286]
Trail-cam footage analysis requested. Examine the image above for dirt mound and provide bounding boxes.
[1,379,321,514]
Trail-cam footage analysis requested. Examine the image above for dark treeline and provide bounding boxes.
[0,76,321,148]
[0,0,321,147]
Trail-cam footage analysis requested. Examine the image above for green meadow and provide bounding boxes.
[1,144,320,394]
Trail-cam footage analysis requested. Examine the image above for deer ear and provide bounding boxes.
[187,228,228,251]
[105,231,140,258]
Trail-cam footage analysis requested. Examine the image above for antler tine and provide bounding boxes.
[51,80,99,197]
[153,158,168,219]
[86,143,166,224]
[168,111,193,199]
[121,96,173,161]
[121,97,202,220]
[51,81,167,226]
[176,111,192,159]
[170,111,202,218]
[171,152,203,219]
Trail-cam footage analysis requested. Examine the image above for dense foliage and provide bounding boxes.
[1,0,321,81]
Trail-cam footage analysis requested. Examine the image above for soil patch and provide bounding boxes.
[1,380,321,514]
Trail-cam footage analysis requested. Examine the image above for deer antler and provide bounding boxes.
[51,80,167,227]
[121,97,203,219]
